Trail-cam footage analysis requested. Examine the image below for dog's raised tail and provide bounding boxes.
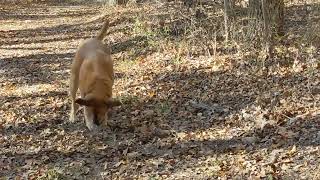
[96,19,110,40]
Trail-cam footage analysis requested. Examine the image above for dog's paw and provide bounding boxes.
[69,114,77,122]
[86,122,99,131]
[88,126,100,132]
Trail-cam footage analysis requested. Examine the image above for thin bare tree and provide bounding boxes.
[223,0,230,43]
[262,0,272,58]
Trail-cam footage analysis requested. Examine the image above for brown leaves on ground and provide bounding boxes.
[0,1,320,179]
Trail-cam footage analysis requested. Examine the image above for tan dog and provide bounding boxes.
[69,18,121,130]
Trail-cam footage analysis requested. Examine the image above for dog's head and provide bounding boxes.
[75,97,121,126]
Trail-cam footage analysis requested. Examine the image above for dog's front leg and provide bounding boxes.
[84,107,97,131]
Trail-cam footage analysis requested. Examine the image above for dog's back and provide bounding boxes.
[75,38,110,61]
[73,19,113,97]
[78,46,114,98]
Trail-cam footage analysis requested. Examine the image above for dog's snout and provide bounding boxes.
[93,113,100,125]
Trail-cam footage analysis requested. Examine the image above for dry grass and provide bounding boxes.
[0,0,320,179]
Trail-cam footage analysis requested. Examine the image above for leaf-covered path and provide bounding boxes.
[0,2,319,179]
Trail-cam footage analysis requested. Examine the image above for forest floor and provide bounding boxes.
[0,1,320,179]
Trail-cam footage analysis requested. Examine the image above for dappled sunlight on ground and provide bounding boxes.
[0,1,319,179]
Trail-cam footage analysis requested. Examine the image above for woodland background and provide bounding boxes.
[0,0,319,179]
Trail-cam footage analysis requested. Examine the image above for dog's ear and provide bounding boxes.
[75,98,96,107]
[104,99,122,108]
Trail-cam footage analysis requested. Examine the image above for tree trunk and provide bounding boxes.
[104,0,128,6]
[223,0,230,43]
[249,0,262,19]
[272,0,284,36]
[249,0,284,36]
[262,0,272,58]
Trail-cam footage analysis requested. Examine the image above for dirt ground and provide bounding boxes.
[0,1,319,179]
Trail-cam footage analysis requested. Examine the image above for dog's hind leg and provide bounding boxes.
[69,54,82,122]
[69,73,79,122]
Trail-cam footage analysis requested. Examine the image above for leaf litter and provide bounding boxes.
[0,1,320,179]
